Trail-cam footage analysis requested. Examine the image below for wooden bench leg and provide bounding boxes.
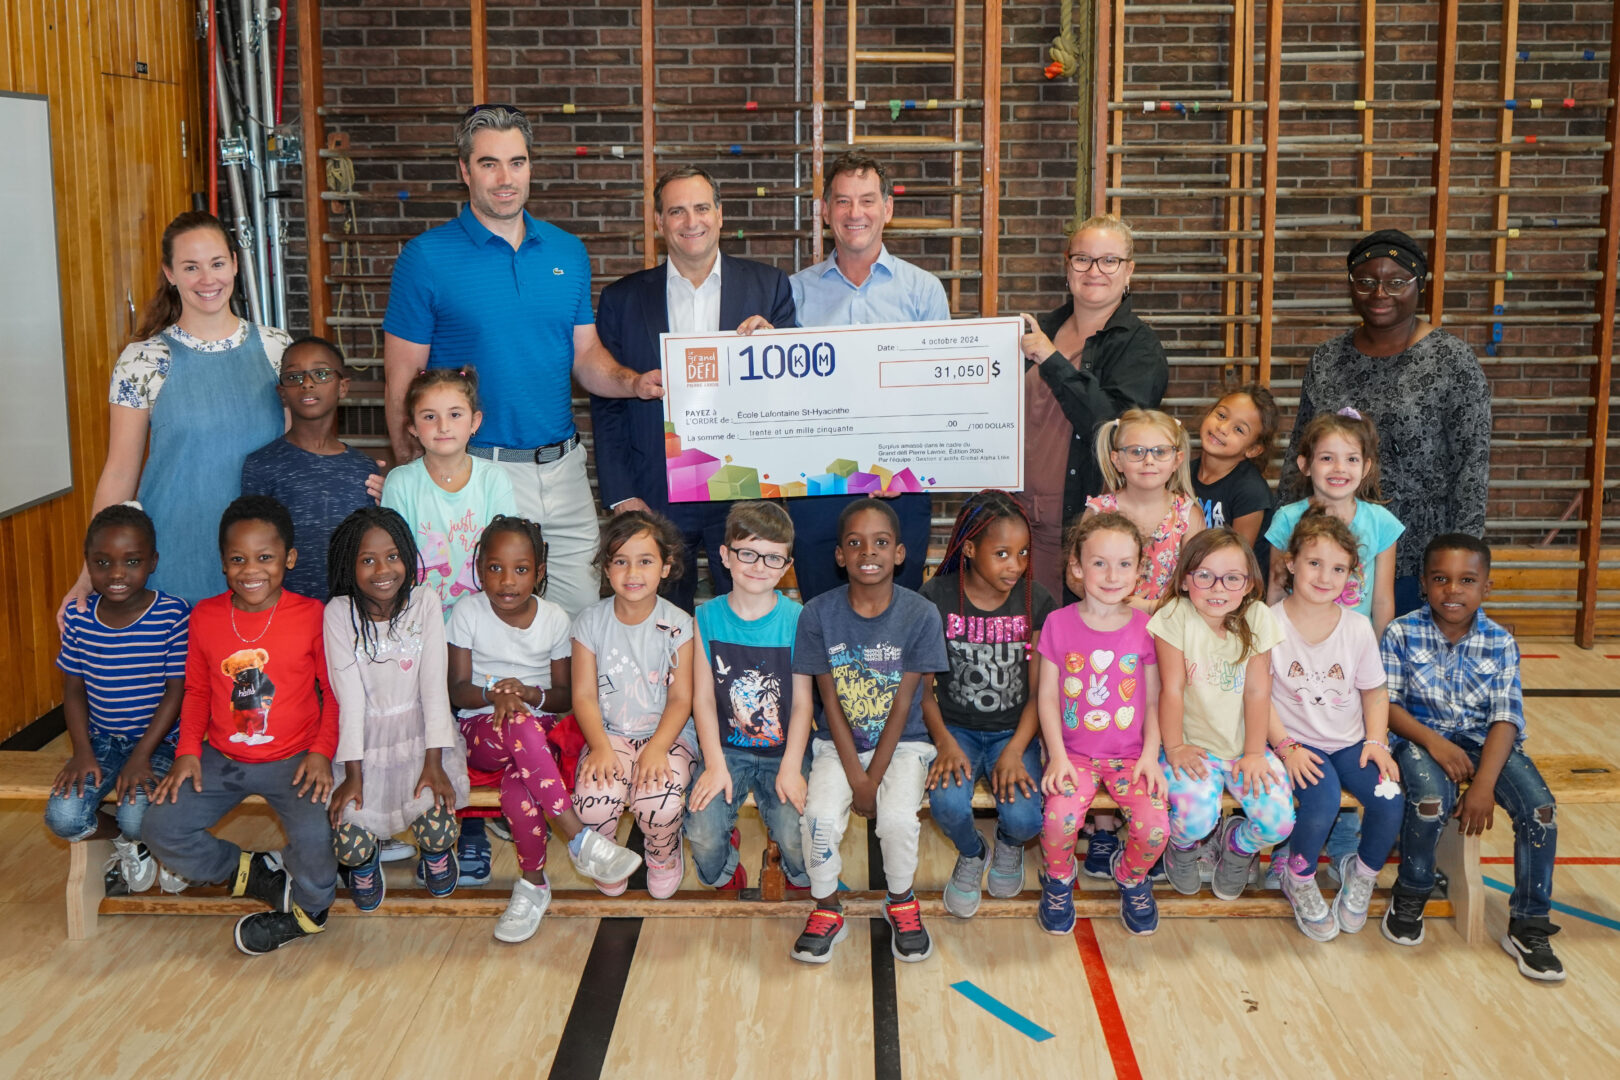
[1436,819,1484,945]
[759,840,786,902]
[66,838,112,940]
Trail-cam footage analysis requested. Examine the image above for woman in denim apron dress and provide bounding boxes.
[57,212,287,619]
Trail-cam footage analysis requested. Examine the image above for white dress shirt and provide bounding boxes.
[666,256,723,334]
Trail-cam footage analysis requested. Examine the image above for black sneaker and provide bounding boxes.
[234,905,328,956]
[1380,884,1430,946]
[345,849,386,912]
[884,895,934,963]
[1502,919,1566,982]
[419,847,459,898]
[231,850,291,912]
[790,906,848,964]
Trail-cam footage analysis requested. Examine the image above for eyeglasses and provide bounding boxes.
[1189,569,1250,591]
[278,368,340,387]
[729,547,792,570]
[1067,253,1126,274]
[1349,276,1418,295]
[1116,444,1177,462]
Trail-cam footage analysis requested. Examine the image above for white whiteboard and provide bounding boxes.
[0,93,72,517]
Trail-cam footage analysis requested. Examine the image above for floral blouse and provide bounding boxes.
[1084,491,1197,602]
[109,320,292,409]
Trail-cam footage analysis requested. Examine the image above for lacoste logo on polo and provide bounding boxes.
[553,267,565,275]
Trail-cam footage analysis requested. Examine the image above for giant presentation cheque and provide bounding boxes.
[660,317,1024,503]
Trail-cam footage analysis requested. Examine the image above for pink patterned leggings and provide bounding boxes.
[572,734,696,869]
[460,711,571,873]
[1040,753,1170,887]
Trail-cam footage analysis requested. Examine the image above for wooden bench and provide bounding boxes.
[3,749,1615,942]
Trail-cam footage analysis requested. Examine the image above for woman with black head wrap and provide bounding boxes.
[1280,229,1491,616]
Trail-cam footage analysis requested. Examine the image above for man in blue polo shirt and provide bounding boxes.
[382,104,661,616]
[785,152,950,598]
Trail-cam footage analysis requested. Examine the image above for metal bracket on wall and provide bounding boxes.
[268,130,303,166]
[218,136,250,167]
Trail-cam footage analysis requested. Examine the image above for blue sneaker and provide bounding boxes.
[346,849,385,912]
[457,832,492,886]
[1037,873,1076,935]
[1113,850,1158,936]
[1081,829,1120,880]
[419,847,459,897]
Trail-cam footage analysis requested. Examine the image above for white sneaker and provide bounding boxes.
[494,878,550,943]
[111,838,158,894]
[158,866,188,894]
[569,829,643,884]
[377,838,416,863]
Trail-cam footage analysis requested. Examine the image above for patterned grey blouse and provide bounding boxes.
[1280,328,1491,579]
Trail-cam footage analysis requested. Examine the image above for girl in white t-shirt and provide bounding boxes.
[1267,505,1402,942]
[1148,527,1292,902]
[447,516,641,944]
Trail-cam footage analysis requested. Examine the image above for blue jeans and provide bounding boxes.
[43,732,175,842]
[686,745,810,888]
[927,725,1044,856]
[1396,733,1556,920]
[1283,743,1402,875]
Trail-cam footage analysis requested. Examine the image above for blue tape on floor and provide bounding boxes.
[949,981,1055,1042]
[1483,876,1620,932]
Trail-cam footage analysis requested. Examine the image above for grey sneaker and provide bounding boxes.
[943,844,986,918]
[1163,836,1208,896]
[110,837,157,894]
[1334,852,1379,934]
[986,836,1026,899]
[1211,817,1257,901]
[1280,867,1340,942]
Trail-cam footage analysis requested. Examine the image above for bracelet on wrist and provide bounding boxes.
[1274,738,1300,758]
[480,684,490,705]
[1364,738,1390,752]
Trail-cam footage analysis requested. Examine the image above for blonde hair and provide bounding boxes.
[1095,408,1194,496]
[1069,212,1135,259]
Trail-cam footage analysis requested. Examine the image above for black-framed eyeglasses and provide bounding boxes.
[1349,275,1418,296]
[1067,253,1126,274]
[729,547,792,570]
[462,103,526,122]
[279,368,340,387]
[1189,569,1250,591]
[1116,444,1177,462]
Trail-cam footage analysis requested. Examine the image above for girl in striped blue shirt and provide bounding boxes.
[46,504,190,894]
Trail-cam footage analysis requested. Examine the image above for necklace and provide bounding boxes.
[434,455,470,486]
[230,595,281,643]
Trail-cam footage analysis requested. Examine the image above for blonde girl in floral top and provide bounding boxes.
[1083,408,1205,608]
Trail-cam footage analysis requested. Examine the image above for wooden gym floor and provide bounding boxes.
[1,642,1618,1079]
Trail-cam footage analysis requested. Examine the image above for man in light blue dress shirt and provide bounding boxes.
[785,152,950,598]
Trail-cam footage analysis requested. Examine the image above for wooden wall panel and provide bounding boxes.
[0,1,200,741]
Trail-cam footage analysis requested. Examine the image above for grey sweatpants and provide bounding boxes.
[144,744,338,913]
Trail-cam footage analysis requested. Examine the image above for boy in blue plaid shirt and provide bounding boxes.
[1379,533,1564,981]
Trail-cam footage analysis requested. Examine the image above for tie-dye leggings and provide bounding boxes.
[461,711,571,873]
[1163,748,1295,855]
[1040,754,1169,887]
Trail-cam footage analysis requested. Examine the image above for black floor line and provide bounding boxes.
[867,826,902,1080]
[1524,688,1620,698]
[548,917,643,1080]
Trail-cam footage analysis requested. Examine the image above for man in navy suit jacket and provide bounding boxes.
[593,167,797,612]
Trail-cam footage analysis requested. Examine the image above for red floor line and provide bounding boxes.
[1072,919,1143,1080]
[1521,653,1559,659]
[1481,856,1620,865]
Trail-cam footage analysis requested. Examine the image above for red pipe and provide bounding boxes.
[274,0,289,124]
[207,0,218,215]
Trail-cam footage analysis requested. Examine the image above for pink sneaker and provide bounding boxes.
[646,839,686,900]
[594,875,629,897]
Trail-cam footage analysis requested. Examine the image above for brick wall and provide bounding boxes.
[280,0,1617,553]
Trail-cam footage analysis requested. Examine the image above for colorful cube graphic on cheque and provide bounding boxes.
[885,468,922,494]
[707,464,762,501]
[826,458,859,479]
[668,448,723,501]
[778,481,808,498]
[806,473,847,497]
[847,471,883,495]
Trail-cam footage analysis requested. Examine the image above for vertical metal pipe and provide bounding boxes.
[215,42,264,322]
[296,0,330,341]
[236,0,271,326]
[793,0,802,272]
[257,0,285,327]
